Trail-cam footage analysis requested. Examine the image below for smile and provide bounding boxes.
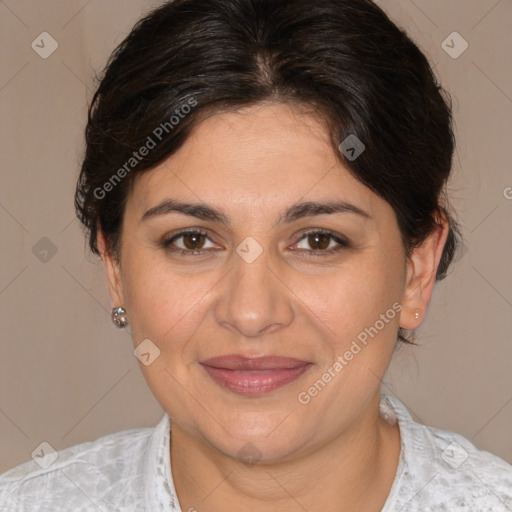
[199,355,313,396]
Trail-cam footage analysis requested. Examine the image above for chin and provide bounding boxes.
[203,412,308,464]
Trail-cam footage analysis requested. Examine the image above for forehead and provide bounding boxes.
[126,103,384,223]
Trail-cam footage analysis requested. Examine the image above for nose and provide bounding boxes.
[214,248,294,338]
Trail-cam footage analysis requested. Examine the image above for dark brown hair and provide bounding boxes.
[74,0,462,344]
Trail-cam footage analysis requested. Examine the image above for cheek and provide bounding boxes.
[294,253,402,344]
[121,253,219,354]
[121,257,217,413]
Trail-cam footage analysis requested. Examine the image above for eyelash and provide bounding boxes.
[161,228,351,258]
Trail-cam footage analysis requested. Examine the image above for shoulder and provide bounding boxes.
[0,424,156,511]
[425,423,512,507]
[381,394,512,511]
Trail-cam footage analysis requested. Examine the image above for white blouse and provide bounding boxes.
[1,394,511,511]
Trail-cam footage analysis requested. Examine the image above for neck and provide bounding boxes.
[170,392,401,512]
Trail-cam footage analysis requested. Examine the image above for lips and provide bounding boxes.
[200,355,309,370]
[199,355,312,396]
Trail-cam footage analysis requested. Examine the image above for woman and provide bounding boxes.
[1,0,511,510]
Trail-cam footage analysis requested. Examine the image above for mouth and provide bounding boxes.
[199,355,313,396]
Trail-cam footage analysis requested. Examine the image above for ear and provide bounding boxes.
[97,229,125,309]
[399,211,450,330]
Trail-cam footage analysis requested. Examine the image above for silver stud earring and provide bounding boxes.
[414,309,420,320]
[111,307,128,328]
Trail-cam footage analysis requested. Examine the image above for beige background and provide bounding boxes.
[0,0,511,474]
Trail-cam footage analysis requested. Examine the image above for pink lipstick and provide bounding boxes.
[199,355,312,396]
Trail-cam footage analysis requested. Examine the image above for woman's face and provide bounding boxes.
[101,102,442,463]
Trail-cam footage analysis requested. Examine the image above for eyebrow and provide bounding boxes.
[141,198,371,226]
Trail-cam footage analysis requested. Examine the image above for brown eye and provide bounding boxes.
[307,233,331,251]
[162,229,217,254]
[293,230,350,256]
[181,232,207,250]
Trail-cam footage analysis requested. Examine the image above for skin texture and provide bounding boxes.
[98,102,449,512]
